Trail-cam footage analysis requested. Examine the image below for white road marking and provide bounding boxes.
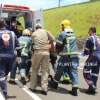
[15,79,42,100]
[0,92,5,100]
[23,86,42,100]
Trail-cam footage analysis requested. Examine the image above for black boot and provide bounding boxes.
[86,86,96,95]
[9,79,16,85]
[20,77,26,85]
[48,79,58,89]
[41,90,47,95]
[70,87,78,96]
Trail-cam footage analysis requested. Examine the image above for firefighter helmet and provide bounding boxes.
[61,19,71,28]
[23,29,31,36]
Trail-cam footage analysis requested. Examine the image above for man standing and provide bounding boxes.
[18,29,32,85]
[49,19,79,96]
[30,24,55,95]
[0,18,19,98]
[83,27,100,95]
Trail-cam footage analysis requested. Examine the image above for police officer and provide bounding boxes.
[0,18,19,98]
[83,27,100,94]
[30,24,55,95]
[49,19,79,96]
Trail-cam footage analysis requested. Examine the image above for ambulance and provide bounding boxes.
[0,4,44,31]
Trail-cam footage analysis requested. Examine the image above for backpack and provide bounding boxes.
[63,32,78,55]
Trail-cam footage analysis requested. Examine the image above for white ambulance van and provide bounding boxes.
[0,4,44,31]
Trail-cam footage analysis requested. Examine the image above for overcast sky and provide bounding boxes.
[0,0,90,10]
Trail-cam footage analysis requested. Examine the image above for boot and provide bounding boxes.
[48,79,58,89]
[20,77,26,85]
[70,87,78,96]
[41,90,47,95]
[86,85,96,95]
[9,79,16,85]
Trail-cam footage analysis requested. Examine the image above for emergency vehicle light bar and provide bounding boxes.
[3,4,30,11]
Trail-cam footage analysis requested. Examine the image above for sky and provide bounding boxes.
[0,0,90,10]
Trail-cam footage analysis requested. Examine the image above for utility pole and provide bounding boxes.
[58,0,62,7]
[58,0,61,7]
[0,4,3,18]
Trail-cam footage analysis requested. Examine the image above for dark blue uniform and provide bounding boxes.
[0,28,19,98]
[83,35,100,90]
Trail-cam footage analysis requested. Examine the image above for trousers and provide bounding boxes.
[30,50,50,91]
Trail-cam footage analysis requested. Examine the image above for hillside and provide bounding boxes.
[43,0,100,38]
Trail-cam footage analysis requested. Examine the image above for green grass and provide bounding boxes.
[43,1,100,38]
[91,0,100,2]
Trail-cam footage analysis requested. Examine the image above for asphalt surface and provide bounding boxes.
[1,56,100,100]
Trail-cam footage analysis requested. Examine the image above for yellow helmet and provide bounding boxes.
[23,29,31,36]
[61,19,71,28]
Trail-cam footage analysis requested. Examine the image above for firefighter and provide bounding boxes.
[49,19,79,96]
[83,26,100,95]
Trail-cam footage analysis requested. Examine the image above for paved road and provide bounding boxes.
[1,56,100,100]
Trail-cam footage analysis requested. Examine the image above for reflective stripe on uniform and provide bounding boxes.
[83,70,91,73]
[84,48,89,51]
[91,73,99,77]
[72,84,78,88]
[59,52,80,56]
[66,36,76,40]
[53,79,59,83]
[0,77,5,81]
[91,36,96,50]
